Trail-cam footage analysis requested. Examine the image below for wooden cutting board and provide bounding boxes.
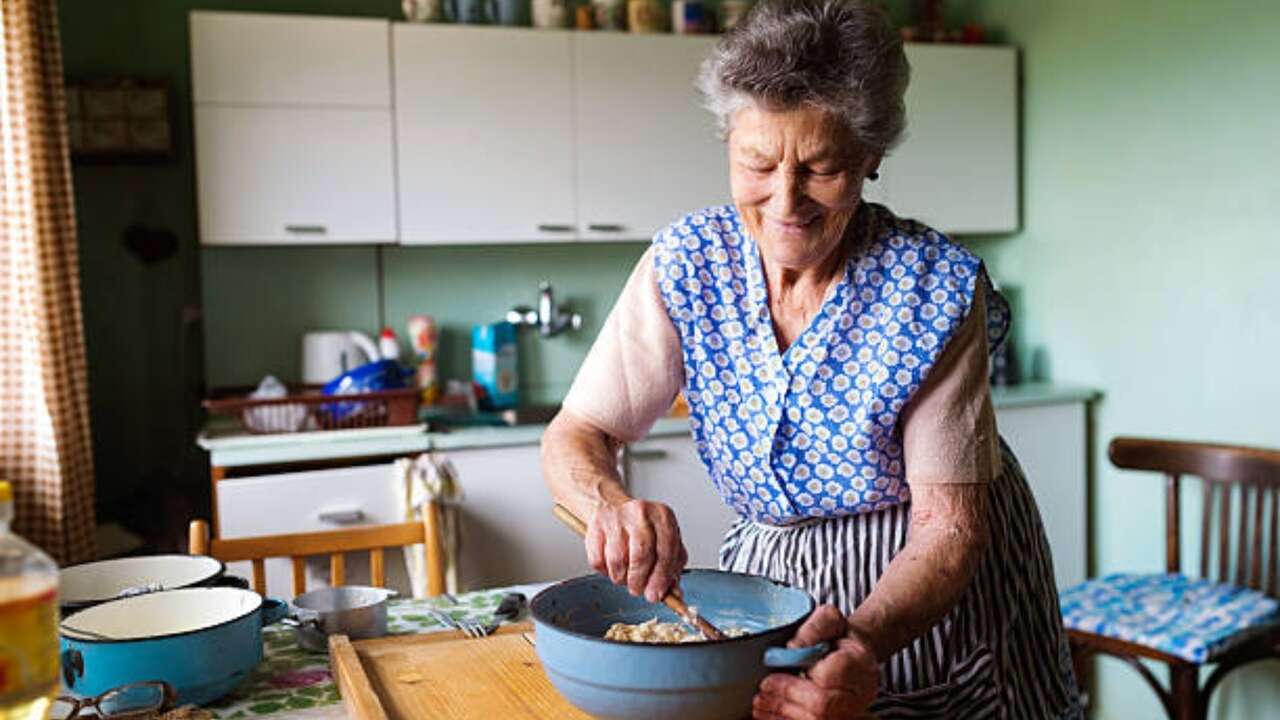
[329,623,594,719]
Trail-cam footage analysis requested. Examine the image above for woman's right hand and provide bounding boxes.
[586,499,688,603]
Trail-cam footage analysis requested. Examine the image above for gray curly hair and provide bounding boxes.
[696,0,910,154]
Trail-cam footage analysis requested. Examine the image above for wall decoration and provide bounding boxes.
[66,79,173,162]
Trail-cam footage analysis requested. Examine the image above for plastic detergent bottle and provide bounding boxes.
[0,481,59,720]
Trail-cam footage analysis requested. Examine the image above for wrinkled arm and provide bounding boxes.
[847,284,999,662]
[846,483,989,661]
[540,409,629,524]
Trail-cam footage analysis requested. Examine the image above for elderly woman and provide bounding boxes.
[541,1,1079,717]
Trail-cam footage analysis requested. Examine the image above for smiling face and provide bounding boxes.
[728,105,880,272]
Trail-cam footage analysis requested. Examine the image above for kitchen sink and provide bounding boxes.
[422,403,563,430]
[496,404,563,426]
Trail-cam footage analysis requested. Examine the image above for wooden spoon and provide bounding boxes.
[553,504,727,641]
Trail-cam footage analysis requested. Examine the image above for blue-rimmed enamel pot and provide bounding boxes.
[58,587,287,707]
[531,569,828,720]
[59,554,248,616]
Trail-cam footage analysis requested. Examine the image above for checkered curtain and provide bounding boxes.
[0,0,95,564]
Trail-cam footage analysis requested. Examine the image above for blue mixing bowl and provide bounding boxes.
[531,569,827,720]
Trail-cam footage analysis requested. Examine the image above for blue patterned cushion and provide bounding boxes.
[1059,573,1280,663]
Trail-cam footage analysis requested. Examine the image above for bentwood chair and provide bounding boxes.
[1061,437,1280,720]
[188,501,447,597]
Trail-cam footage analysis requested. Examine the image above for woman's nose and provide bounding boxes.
[770,171,805,215]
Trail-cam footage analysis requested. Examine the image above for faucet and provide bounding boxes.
[506,281,583,337]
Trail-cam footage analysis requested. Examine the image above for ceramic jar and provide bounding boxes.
[627,0,665,33]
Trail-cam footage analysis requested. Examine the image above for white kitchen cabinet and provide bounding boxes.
[995,401,1088,589]
[194,106,396,244]
[573,34,729,242]
[393,26,578,244]
[878,44,1018,234]
[446,444,590,590]
[625,435,737,569]
[189,12,391,107]
[190,11,397,246]
[217,462,412,598]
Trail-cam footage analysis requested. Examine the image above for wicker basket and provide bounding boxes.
[203,387,420,434]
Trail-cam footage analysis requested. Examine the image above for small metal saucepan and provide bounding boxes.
[284,586,397,652]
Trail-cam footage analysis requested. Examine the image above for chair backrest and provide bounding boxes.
[189,502,446,597]
[1110,437,1280,598]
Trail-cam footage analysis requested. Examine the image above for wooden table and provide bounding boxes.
[205,584,549,719]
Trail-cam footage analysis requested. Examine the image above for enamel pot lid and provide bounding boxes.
[59,554,226,608]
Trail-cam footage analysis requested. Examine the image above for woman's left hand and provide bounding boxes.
[752,605,879,720]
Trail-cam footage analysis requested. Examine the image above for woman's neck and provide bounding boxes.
[761,216,862,350]
[761,213,861,310]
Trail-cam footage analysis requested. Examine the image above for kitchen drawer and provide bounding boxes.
[218,463,403,538]
[218,463,412,598]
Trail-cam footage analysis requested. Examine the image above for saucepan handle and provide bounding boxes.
[261,597,289,627]
[763,641,831,670]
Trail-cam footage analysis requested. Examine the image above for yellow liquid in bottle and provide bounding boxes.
[0,576,59,720]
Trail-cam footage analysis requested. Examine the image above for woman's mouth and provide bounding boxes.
[766,215,819,237]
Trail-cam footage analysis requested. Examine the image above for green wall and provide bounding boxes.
[971,1,1280,718]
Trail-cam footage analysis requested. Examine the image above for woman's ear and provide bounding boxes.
[862,154,883,181]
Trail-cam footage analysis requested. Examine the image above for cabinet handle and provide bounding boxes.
[627,447,668,461]
[285,224,328,234]
[318,509,366,525]
[536,223,574,233]
[587,223,625,233]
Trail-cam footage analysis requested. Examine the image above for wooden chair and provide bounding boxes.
[188,502,447,597]
[1065,437,1280,720]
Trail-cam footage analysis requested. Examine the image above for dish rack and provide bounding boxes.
[203,387,420,434]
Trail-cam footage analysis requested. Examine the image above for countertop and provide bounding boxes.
[199,382,1100,469]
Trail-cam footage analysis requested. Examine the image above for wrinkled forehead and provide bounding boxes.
[727,103,863,161]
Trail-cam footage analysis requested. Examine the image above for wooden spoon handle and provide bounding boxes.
[553,503,588,536]
[551,504,727,641]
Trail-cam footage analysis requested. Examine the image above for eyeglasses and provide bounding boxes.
[51,681,177,719]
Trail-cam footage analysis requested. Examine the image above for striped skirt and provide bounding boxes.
[720,440,1082,719]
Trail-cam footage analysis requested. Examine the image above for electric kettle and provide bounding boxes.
[301,331,381,385]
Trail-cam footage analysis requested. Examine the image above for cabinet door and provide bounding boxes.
[995,402,1087,590]
[190,11,390,107]
[878,45,1018,234]
[394,26,578,244]
[625,435,737,569]
[446,445,590,590]
[194,106,396,245]
[574,34,730,242]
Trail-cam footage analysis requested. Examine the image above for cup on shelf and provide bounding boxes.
[671,0,710,34]
[718,0,752,32]
[592,0,627,30]
[444,0,498,24]
[627,0,666,33]
[532,0,569,28]
[402,0,446,22]
[491,0,529,25]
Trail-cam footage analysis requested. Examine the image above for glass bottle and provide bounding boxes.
[0,481,60,720]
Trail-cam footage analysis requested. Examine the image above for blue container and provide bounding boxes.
[59,587,287,707]
[531,570,827,720]
[472,322,518,410]
[320,359,412,423]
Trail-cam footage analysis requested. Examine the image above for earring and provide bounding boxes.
[867,171,880,181]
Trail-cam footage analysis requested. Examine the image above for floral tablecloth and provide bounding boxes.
[206,584,547,719]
